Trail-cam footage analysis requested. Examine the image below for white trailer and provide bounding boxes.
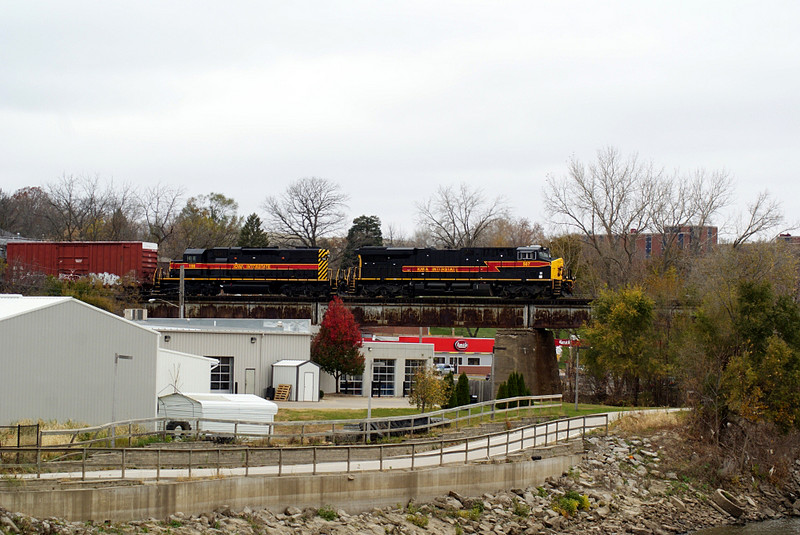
[157,392,278,436]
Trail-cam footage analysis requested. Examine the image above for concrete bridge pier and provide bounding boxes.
[493,329,561,397]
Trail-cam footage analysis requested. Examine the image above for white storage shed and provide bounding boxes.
[272,360,321,402]
[157,392,278,436]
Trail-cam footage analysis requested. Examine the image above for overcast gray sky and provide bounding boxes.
[2,1,798,239]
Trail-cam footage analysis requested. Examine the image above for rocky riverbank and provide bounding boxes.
[2,427,800,534]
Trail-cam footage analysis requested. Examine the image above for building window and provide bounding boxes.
[449,356,463,366]
[341,374,362,395]
[678,233,684,249]
[645,236,652,258]
[372,359,395,396]
[467,357,480,366]
[433,356,445,364]
[404,359,426,396]
[210,356,233,392]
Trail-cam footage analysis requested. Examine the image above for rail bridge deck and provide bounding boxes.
[144,296,591,329]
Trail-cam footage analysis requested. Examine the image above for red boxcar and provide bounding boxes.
[5,241,158,284]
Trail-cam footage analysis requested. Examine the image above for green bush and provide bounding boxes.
[317,505,338,521]
[552,490,590,517]
[406,513,429,528]
[512,497,530,517]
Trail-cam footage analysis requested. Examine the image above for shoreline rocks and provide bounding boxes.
[2,429,799,534]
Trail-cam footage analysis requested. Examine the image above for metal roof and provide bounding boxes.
[0,294,72,321]
[138,318,312,334]
[272,359,318,367]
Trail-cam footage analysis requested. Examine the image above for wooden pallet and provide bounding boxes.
[274,384,292,401]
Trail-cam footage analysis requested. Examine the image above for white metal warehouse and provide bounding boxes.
[0,295,216,425]
[137,318,312,399]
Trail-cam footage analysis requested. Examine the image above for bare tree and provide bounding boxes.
[545,147,664,288]
[649,168,734,267]
[44,175,93,240]
[263,177,349,247]
[416,183,507,248]
[138,183,185,249]
[732,191,785,248]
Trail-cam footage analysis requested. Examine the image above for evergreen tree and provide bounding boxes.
[444,372,457,408]
[496,382,508,410]
[456,373,471,406]
[341,215,383,267]
[238,213,269,247]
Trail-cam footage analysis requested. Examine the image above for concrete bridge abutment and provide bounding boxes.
[493,329,561,397]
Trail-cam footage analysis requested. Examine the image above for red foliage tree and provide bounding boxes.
[311,297,364,393]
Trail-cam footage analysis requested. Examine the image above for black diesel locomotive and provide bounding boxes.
[158,245,573,298]
[159,247,331,296]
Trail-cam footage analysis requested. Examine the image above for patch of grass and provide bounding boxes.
[511,497,530,517]
[612,410,683,434]
[406,512,429,528]
[317,505,338,521]
[536,486,548,498]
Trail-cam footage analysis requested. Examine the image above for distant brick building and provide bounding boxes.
[633,226,718,258]
[776,233,800,246]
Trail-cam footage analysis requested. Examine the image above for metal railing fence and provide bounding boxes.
[34,394,563,448]
[0,413,607,481]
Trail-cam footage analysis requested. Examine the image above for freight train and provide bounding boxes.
[157,245,573,299]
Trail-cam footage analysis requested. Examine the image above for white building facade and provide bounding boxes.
[138,318,312,399]
[323,341,434,397]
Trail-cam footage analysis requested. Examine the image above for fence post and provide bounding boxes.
[217,448,221,477]
[234,422,238,442]
[278,448,283,476]
[82,448,87,481]
[156,449,161,481]
[605,414,609,436]
[245,448,250,477]
[506,430,510,456]
[440,440,444,466]
[486,435,490,459]
[121,448,126,479]
[188,449,192,479]
[36,447,41,479]
[411,444,415,470]
[379,445,384,472]
[347,447,351,473]
[313,447,317,475]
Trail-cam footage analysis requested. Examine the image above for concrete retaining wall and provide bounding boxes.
[0,450,583,521]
